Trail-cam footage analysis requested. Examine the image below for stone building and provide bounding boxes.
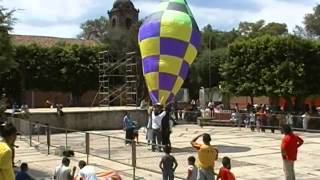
[108,0,139,29]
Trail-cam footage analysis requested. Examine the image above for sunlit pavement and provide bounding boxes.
[15,125,320,180]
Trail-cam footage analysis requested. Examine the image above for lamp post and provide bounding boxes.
[208,35,212,88]
[208,34,213,104]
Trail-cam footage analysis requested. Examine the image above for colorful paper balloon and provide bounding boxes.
[138,0,201,105]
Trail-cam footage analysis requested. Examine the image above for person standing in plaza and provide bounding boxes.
[191,133,218,180]
[152,103,166,152]
[281,125,304,180]
[0,123,17,180]
[159,145,178,180]
[216,157,235,180]
[78,160,98,180]
[186,156,198,180]
[16,163,34,180]
[162,105,172,147]
[146,107,154,150]
[123,111,134,145]
[53,157,76,180]
[302,105,310,130]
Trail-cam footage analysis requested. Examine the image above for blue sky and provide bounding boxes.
[3,0,319,38]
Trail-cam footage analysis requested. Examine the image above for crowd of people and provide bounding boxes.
[156,124,304,180]
[123,103,174,152]
[124,100,307,180]
[0,101,305,180]
[123,102,305,180]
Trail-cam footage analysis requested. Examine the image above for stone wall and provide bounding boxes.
[10,109,148,131]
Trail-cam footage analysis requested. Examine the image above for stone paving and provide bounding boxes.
[15,125,320,180]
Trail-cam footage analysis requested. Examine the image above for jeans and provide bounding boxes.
[197,168,215,180]
[162,169,174,180]
[152,129,162,151]
[283,160,295,180]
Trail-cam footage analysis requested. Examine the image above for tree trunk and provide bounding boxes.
[250,96,254,105]
[284,96,293,112]
[270,96,279,107]
[294,96,306,112]
[71,92,81,106]
[222,93,230,110]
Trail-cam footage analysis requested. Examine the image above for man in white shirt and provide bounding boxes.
[78,160,98,180]
[151,103,166,152]
[53,157,76,180]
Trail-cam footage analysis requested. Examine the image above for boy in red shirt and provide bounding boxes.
[281,125,304,180]
[217,156,235,180]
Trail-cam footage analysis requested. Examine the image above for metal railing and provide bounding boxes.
[9,118,191,179]
[197,111,320,132]
[10,114,320,180]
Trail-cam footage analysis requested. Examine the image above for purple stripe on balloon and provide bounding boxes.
[143,55,159,74]
[166,93,174,104]
[139,21,161,41]
[159,73,177,91]
[150,90,158,105]
[160,38,188,58]
[190,29,201,50]
[179,61,189,79]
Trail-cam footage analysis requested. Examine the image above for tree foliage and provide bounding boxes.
[237,20,288,38]
[220,35,320,107]
[78,16,109,42]
[0,43,106,104]
[304,4,320,38]
[0,5,16,74]
[78,16,141,53]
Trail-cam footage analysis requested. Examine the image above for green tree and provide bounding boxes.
[78,16,109,42]
[304,4,320,38]
[238,20,265,37]
[260,22,288,36]
[1,43,107,105]
[201,24,239,50]
[0,5,16,74]
[192,48,227,88]
[237,20,288,38]
[220,35,320,109]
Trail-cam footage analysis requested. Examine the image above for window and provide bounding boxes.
[126,18,132,29]
[112,18,116,27]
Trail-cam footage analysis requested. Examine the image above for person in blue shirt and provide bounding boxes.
[123,111,134,145]
[16,163,34,180]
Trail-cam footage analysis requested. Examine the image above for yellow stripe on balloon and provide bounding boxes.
[159,90,171,105]
[159,55,183,76]
[144,72,159,91]
[139,37,160,58]
[172,77,184,95]
[184,44,198,64]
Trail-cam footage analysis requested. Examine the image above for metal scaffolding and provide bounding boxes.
[95,51,138,106]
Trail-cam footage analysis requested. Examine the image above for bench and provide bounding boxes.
[197,117,235,127]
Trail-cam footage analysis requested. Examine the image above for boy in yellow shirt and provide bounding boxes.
[191,133,218,180]
[0,123,17,180]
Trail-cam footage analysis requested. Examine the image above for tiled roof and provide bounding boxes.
[11,34,99,47]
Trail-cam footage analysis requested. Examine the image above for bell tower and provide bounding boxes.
[108,0,139,29]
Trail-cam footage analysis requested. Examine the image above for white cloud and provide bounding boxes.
[11,23,81,38]
[243,0,316,31]
[3,0,101,22]
[188,0,317,31]
[2,0,319,37]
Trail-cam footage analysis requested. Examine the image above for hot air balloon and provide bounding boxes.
[138,0,201,105]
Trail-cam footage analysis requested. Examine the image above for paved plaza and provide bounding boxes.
[15,125,320,180]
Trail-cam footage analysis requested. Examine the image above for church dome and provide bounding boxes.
[113,0,135,9]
